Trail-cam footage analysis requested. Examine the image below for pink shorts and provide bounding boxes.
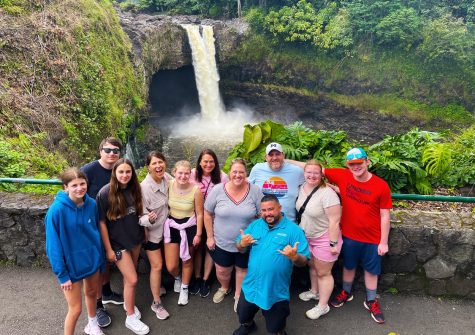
[307,230,343,263]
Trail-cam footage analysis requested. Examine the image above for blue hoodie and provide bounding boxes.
[45,191,105,284]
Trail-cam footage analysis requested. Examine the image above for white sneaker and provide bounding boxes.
[125,315,150,335]
[84,323,104,335]
[178,287,189,306]
[174,277,181,293]
[299,290,319,301]
[123,304,142,319]
[306,304,330,320]
[212,287,231,304]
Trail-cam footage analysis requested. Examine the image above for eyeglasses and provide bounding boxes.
[102,148,120,154]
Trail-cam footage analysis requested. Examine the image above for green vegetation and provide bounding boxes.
[130,0,475,119]
[327,93,474,126]
[0,0,145,187]
[226,121,475,194]
[0,133,66,193]
[121,0,241,17]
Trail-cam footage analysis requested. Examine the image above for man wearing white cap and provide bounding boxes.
[249,142,304,223]
[324,148,392,324]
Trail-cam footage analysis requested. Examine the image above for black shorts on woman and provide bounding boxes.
[167,215,197,246]
[208,244,250,268]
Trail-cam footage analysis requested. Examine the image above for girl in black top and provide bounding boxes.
[97,158,149,335]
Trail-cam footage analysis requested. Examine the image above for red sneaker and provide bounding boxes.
[330,289,354,308]
[364,299,385,324]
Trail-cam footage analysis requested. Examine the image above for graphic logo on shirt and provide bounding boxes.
[346,184,371,206]
[126,206,137,215]
[262,177,288,198]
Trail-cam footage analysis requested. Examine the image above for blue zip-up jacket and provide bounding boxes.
[45,191,105,284]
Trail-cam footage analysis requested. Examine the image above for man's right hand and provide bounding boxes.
[239,229,256,248]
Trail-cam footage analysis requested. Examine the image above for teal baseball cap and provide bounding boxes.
[346,148,368,163]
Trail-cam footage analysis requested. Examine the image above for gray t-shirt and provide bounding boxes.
[204,183,263,252]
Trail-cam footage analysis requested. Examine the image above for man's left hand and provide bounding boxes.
[378,243,388,256]
[278,241,299,262]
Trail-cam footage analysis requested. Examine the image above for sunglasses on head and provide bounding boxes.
[102,148,120,154]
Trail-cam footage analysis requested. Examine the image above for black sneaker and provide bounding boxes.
[200,279,211,298]
[364,299,385,324]
[96,307,111,328]
[232,321,257,335]
[102,291,124,305]
[189,278,201,295]
[330,289,353,308]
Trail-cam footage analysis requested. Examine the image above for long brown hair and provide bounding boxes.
[195,149,221,184]
[107,158,143,220]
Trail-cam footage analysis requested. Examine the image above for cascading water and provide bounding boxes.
[167,24,254,139]
[183,25,225,120]
[158,24,255,165]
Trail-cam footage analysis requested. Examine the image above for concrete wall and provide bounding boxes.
[0,192,474,299]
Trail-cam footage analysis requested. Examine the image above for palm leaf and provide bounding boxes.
[422,143,452,176]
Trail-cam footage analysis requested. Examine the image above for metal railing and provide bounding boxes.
[1,177,474,203]
[0,178,61,185]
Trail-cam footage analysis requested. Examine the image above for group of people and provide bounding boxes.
[45,137,392,335]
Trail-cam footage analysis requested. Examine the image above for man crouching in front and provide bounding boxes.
[233,194,310,335]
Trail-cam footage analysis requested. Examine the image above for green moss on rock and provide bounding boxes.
[0,0,145,178]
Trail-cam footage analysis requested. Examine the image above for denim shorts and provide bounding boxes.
[342,237,381,275]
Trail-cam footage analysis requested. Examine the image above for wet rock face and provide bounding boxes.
[116,9,249,81]
[1,191,474,299]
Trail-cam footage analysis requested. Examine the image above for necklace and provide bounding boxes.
[175,183,190,195]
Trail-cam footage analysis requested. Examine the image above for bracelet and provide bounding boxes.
[329,241,338,247]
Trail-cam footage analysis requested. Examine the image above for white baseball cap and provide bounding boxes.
[266,142,284,155]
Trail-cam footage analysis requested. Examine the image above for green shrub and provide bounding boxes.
[0,133,67,194]
[226,122,475,194]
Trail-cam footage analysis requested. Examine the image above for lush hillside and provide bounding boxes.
[0,0,145,191]
[131,0,475,123]
[1,0,474,194]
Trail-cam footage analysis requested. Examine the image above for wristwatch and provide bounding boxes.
[329,241,338,247]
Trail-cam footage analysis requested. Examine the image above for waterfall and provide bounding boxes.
[183,24,225,120]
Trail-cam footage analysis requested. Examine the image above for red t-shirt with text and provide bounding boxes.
[325,168,392,244]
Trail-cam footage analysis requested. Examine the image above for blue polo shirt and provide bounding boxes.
[237,214,310,310]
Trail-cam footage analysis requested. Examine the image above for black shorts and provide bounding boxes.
[209,245,250,268]
[237,292,290,333]
[143,240,163,251]
[168,217,197,246]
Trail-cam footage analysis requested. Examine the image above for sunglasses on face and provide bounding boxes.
[102,148,120,154]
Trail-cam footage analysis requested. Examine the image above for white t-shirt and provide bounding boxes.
[295,184,340,238]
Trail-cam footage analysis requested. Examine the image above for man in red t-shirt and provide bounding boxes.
[324,148,392,324]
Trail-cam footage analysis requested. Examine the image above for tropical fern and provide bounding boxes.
[422,143,452,176]
[224,122,473,193]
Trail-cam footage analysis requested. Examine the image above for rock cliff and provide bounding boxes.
[117,9,249,82]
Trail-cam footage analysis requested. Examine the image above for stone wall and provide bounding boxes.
[1,192,474,299]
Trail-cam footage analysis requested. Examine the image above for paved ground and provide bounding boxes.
[1,266,474,335]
